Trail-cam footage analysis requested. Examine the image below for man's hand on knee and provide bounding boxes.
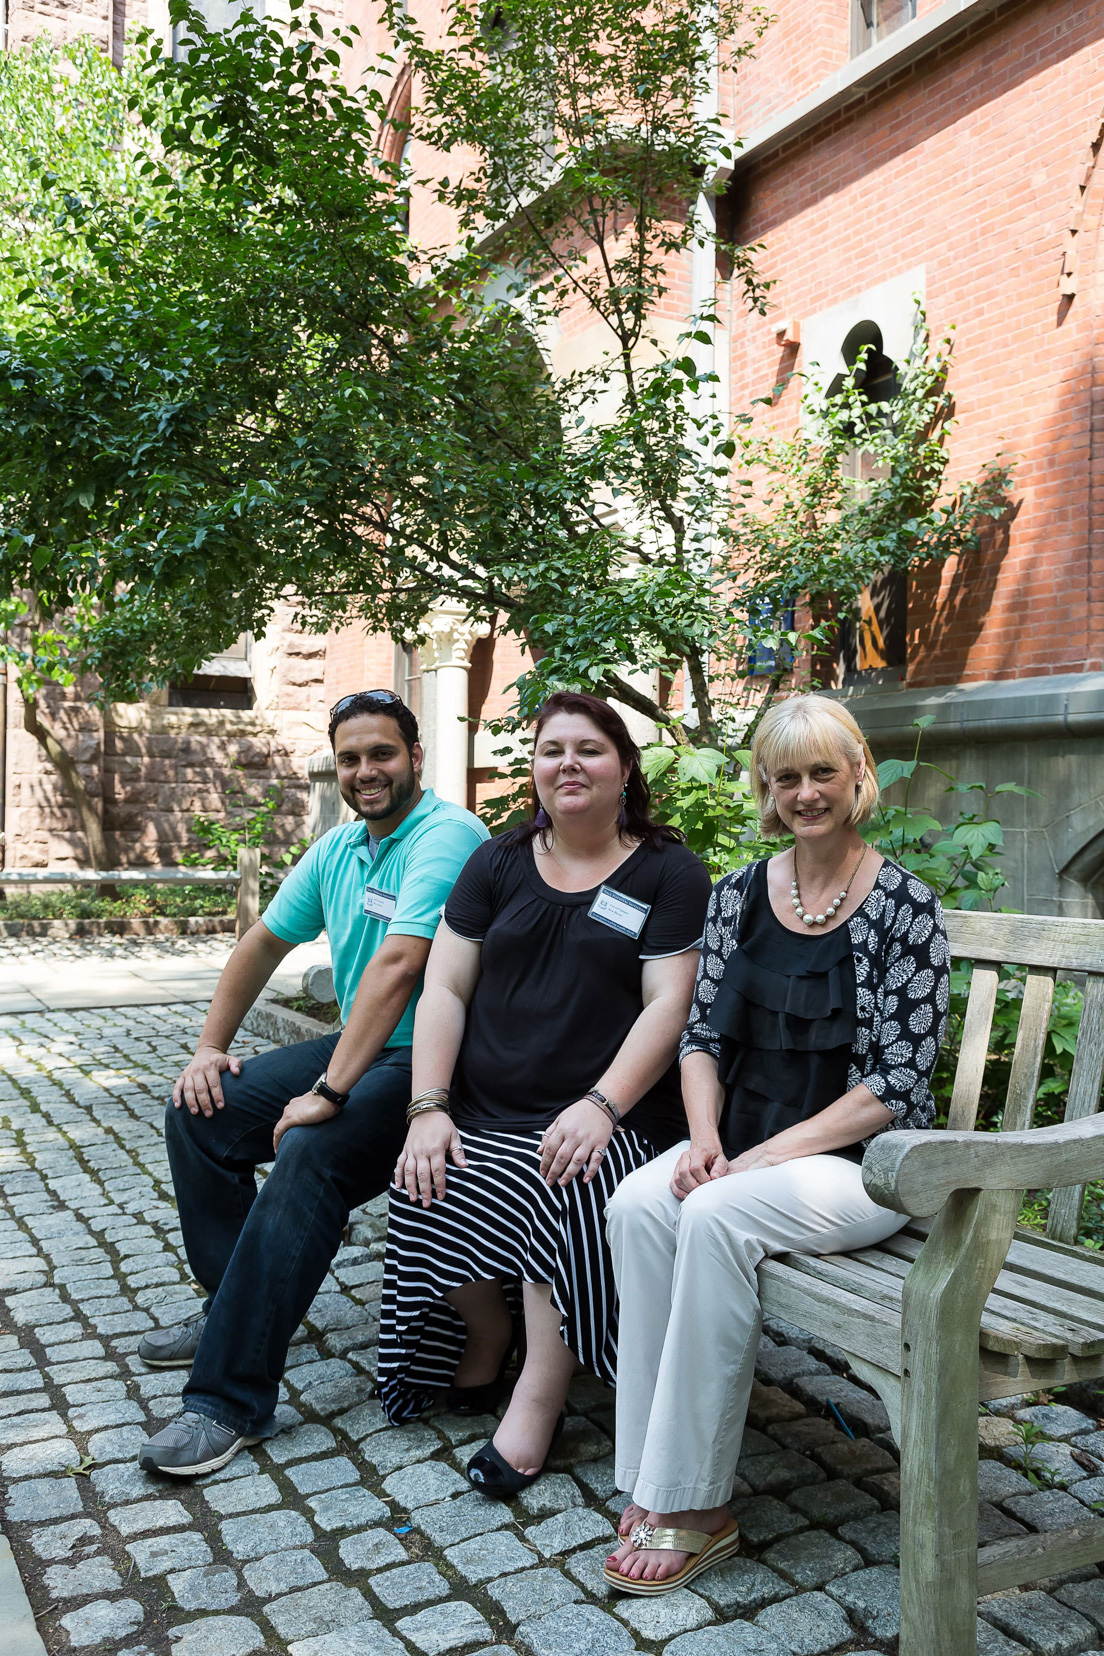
[173,1046,242,1117]
[272,1092,341,1155]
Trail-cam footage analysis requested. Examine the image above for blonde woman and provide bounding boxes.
[603,693,949,1594]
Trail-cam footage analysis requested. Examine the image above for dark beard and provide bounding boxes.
[341,763,418,822]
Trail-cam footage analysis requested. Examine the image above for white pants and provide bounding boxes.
[605,1142,907,1511]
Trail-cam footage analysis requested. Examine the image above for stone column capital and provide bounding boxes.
[419,603,491,673]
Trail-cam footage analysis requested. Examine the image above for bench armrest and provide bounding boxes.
[862,1113,1104,1216]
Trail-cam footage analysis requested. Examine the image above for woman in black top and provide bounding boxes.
[603,693,949,1596]
[377,692,712,1494]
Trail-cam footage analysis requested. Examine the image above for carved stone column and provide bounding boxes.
[420,603,491,807]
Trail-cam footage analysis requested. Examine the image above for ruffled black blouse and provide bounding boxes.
[709,861,862,1163]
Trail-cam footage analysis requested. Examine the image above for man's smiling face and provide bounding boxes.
[333,713,423,835]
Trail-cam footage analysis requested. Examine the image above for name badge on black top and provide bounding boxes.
[363,885,397,922]
[588,884,651,939]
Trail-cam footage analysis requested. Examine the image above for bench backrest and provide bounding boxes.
[942,910,1104,1243]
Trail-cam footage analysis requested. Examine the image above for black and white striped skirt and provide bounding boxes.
[377,1124,657,1424]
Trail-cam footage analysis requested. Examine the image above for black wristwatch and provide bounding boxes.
[311,1073,350,1109]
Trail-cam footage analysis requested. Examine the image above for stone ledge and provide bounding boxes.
[831,671,1104,748]
[242,999,336,1047]
[0,916,235,939]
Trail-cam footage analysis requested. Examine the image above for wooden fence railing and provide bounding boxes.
[1,846,261,938]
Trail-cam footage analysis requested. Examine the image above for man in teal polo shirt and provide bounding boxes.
[137,690,488,1476]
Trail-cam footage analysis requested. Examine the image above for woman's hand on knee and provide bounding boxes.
[670,1139,728,1200]
[394,1112,467,1208]
[540,1102,614,1188]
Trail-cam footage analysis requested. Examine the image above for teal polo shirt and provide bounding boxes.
[261,788,489,1045]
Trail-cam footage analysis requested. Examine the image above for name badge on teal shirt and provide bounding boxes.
[588,884,650,939]
[363,885,397,922]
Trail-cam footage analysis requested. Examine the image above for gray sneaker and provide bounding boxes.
[137,1311,206,1369]
[138,1410,262,1476]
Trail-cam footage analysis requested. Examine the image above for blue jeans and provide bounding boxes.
[165,1034,411,1434]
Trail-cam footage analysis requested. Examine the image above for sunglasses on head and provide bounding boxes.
[329,689,405,721]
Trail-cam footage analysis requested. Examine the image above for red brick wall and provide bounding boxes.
[728,0,1104,686]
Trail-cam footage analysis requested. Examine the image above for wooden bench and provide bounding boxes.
[757,910,1104,1656]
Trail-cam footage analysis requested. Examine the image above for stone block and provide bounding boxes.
[1074,1478,1104,1512]
[762,1531,863,1588]
[431,1411,500,1447]
[729,1495,808,1547]
[747,1383,807,1429]
[2,1436,81,1479]
[337,1530,409,1573]
[44,1555,121,1599]
[309,1486,388,1531]
[825,1564,900,1641]
[664,1630,788,1656]
[755,1346,829,1387]
[369,1562,450,1609]
[980,1461,1036,1503]
[811,1437,897,1480]
[127,1530,213,1576]
[1006,1490,1094,1532]
[612,1588,714,1640]
[517,1473,587,1518]
[980,1590,1097,1656]
[979,1501,1031,1544]
[89,1426,148,1462]
[695,1555,793,1614]
[412,1493,512,1547]
[1015,1405,1097,1441]
[220,1509,315,1560]
[265,1423,337,1463]
[244,1548,329,1598]
[360,1424,441,1476]
[1057,1581,1104,1635]
[837,1510,900,1564]
[737,1450,826,1497]
[299,1376,375,1418]
[168,1616,267,1656]
[977,1621,1032,1656]
[287,1456,361,1497]
[27,1517,101,1560]
[286,1625,408,1656]
[755,1589,855,1654]
[5,1473,84,1522]
[168,1565,242,1610]
[786,1479,879,1527]
[383,1460,468,1509]
[109,1497,191,1537]
[1006,1443,1098,1486]
[767,1418,839,1455]
[445,1528,535,1583]
[545,1415,613,1469]
[59,1598,145,1647]
[333,1403,389,1443]
[203,1475,281,1516]
[396,1601,495,1655]
[265,1583,372,1642]
[525,1506,616,1557]
[91,1462,154,1506]
[516,1603,637,1656]
[860,1469,900,1509]
[487,1566,583,1622]
[573,1455,617,1502]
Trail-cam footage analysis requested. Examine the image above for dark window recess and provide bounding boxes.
[851,0,916,55]
[749,603,796,676]
[169,675,255,710]
[838,569,907,681]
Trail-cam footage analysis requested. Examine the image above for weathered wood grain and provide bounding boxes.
[944,910,1104,973]
[977,1520,1104,1595]
[1048,974,1104,1244]
[862,1114,1104,1216]
[947,964,1000,1131]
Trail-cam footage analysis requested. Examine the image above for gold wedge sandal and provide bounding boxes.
[602,1516,741,1595]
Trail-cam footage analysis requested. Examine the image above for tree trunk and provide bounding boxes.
[21,689,111,870]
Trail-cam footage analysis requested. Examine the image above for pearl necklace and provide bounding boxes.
[791,844,868,928]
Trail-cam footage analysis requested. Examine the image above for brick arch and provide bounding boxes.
[379,63,412,167]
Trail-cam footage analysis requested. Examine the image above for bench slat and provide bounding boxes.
[875,1233,1104,1330]
[1003,968,1056,1132]
[756,1259,903,1374]
[977,1519,1104,1596]
[944,911,1104,974]
[1048,974,1104,1244]
[800,1249,1074,1357]
[947,964,999,1131]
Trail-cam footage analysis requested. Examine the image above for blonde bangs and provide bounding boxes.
[750,695,880,836]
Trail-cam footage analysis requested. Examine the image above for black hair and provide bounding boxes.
[328,693,420,757]
[517,689,684,849]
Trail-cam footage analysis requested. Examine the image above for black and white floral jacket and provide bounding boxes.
[680,858,950,1134]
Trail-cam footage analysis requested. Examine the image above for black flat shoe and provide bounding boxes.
[446,1375,507,1416]
[465,1413,565,1498]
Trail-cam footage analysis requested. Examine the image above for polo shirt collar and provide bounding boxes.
[351,789,440,864]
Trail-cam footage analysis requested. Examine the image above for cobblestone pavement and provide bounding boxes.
[4,1004,1104,1656]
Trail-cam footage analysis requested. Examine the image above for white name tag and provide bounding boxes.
[588,884,651,939]
[362,885,397,922]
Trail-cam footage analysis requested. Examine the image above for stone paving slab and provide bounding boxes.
[2,999,1103,1656]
